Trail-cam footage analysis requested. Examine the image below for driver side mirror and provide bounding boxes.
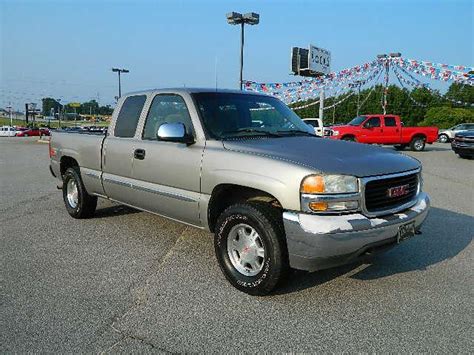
[157,122,194,145]
[363,122,373,129]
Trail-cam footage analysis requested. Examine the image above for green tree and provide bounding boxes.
[42,97,62,116]
[80,100,100,115]
[420,107,474,128]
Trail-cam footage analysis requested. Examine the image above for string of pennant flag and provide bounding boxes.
[244,56,473,106]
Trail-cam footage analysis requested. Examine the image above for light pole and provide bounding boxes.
[112,68,129,98]
[226,12,260,90]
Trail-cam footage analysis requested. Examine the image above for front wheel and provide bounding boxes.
[410,136,426,151]
[438,134,449,143]
[214,203,289,296]
[62,167,97,218]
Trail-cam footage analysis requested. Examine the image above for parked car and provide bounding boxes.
[49,89,430,295]
[16,127,50,137]
[438,123,474,143]
[302,118,324,136]
[0,126,17,137]
[451,130,474,159]
[327,115,438,151]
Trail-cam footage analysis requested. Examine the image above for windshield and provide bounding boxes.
[348,116,367,126]
[192,93,315,139]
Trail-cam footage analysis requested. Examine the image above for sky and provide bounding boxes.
[1,0,473,110]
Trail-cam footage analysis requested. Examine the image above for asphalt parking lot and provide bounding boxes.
[1,137,473,353]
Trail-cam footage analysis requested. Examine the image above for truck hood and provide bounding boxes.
[222,137,420,177]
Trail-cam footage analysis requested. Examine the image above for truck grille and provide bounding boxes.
[364,172,419,214]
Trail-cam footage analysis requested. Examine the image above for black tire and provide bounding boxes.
[214,203,289,296]
[438,134,449,143]
[62,167,97,218]
[459,154,473,159]
[410,136,426,151]
[394,144,407,151]
[341,136,356,142]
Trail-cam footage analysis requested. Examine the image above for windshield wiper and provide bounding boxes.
[222,128,283,138]
[276,130,318,137]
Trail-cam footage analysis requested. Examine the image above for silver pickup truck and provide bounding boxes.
[50,88,430,295]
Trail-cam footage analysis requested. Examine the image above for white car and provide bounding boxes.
[438,123,474,143]
[0,126,17,137]
[303,118,324,136]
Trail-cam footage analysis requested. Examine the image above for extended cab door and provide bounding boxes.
[128,93,203,226]
[381,116,401,144]
[102,94,147,201]
[358,116,383,143]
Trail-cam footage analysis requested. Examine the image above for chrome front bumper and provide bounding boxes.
[283,192,430,272]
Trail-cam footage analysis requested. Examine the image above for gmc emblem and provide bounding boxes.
[387,184,410,198]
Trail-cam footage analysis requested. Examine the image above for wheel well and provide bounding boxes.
[411,134,426,141]
[341,134,355,140]
[60,156,79,177]
[207,184,282,233]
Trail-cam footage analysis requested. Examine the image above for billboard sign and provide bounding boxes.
[309,45,331,75]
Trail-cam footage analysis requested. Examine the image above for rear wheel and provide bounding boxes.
[438,134,449,143]
[62,167,97,218]
[214,203,289,295]
[341,136,356,142]
[410,136,426,151]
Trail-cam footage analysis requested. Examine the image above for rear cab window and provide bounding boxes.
[384,116,397,127]
[114,95,147,138]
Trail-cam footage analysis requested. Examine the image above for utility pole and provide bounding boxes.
[7,102,12,127]
[356,80,362,116]
[112,68,129,98]
[57,99,62,129]
[377,52,401,115]
[319,89,325,122]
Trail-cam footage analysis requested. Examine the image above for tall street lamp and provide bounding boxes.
[112,68,129,98]
[226,12,260,90]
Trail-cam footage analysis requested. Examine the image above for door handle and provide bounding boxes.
[134,148,146,160]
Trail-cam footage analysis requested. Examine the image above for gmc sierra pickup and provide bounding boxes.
[327,114,438,151]
[49,88,430,295]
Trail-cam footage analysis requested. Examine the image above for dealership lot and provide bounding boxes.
[1,138,472,352]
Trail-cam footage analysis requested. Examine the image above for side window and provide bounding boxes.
[455,125,465,130]
[466,124,474,129]
[365,117,381,127]
[114,95,147,138]
[305,120,319,127]
[384,117,397,127]
[143,94,194,140]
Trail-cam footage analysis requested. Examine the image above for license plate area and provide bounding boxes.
[397,221,416,243]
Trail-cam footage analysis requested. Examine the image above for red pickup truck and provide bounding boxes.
[327,115,438,151]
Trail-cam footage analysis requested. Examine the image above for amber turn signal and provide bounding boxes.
[301,175,325,194]
[308,202,328,211]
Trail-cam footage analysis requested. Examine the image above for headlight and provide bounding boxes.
[332,130,340,136]
[300,174,360,213]
[301,175,358,194]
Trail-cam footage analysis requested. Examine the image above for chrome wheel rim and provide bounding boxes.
[414,139,424,150]
[439,135,447,143]
[227,223,265,276]
[66,179,79,208]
